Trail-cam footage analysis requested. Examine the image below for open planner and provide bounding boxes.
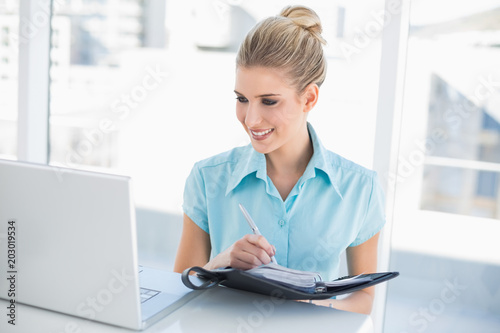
[182,263,399,300]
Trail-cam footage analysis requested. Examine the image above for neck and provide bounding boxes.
[265,124,313,177]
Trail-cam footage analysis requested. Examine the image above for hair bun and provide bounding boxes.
[280,5,326,45]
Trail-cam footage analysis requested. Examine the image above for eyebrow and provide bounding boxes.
[234,90,281,98]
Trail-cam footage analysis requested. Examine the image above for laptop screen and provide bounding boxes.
[0,159,142,329]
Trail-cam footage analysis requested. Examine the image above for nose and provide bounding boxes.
[244,102,262,128]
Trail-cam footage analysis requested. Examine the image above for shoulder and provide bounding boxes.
[318,149,380,199]
[326,149,376,180]
[193,145,251,171]
[308,123,377,185]
[185,145,253,197]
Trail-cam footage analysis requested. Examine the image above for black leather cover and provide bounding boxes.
[182,266,399,300]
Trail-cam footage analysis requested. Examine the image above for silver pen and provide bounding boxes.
[238,203,278,265]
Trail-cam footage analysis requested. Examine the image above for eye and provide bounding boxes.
[236,96,248,103]
[262,99,277,106]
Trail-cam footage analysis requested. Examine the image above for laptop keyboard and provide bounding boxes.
[140,287,160,303]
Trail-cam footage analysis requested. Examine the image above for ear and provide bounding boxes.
[302,83,319,113]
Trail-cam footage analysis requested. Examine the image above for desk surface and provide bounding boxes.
[1,287,373,333]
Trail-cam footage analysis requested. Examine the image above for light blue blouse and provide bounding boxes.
[182,123,386,281]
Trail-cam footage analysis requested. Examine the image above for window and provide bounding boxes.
[391,0,500,262]
[384,4,500,332]
[404,4,500,220]
[421,74,500,218]
[48,0,385,212]
[49,0,132,169]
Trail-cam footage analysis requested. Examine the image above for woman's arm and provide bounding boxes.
[173,214,211,273]
[173,214,276,273]
[308,232,380,314]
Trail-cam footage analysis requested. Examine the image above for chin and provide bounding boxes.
[250,141,275,155]
[250,142,266,154]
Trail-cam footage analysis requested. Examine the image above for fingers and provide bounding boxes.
[227,235,276,270]
[228,251,267,270]
[244,234,275,257]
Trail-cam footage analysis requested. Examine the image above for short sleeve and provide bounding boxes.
[182,163,209,233]
[349,173,386,247]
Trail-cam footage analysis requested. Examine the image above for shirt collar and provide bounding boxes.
[225,145,266,196]
[299,123,343,198]
[225,122,343,199]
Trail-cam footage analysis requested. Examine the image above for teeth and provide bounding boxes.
[252,129,273,136]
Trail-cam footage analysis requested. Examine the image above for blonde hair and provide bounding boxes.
[236,5,327,94]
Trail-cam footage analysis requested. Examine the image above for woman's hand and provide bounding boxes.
[204,234,276,271]
[174,214,276,273]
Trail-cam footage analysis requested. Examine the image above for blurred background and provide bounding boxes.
[0,0,499,332]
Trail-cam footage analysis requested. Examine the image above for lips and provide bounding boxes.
[249,128,274,141]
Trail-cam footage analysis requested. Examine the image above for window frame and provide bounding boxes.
[371,0,411,332]
[17,0,52,163]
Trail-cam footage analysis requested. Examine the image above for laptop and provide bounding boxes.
[0,158,202,330]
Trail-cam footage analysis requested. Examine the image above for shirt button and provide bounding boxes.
[278,219,285,226]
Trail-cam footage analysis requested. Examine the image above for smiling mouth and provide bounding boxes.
[250,128,274,136]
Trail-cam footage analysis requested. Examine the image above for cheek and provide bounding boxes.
[276,104,303,124]
[267,107,290,126]
[235,105,246,124]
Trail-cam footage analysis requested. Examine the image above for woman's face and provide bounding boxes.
[235,66,309,155]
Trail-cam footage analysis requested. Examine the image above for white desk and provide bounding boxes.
[1,287,373,333]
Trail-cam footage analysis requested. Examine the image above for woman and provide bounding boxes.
[174,5,386,314]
